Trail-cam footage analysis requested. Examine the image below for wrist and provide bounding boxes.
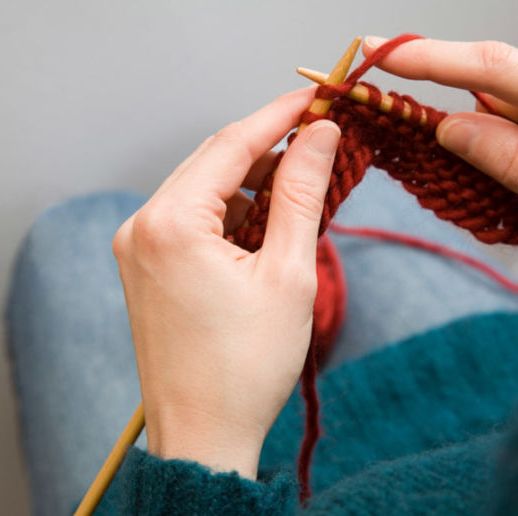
[145,403,266,480]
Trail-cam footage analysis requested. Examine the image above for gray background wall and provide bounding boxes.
[1,1,517,513]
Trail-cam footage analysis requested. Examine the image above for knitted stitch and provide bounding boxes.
[112,448,297,516]
[229,34,518,500]
[233,34,518,251]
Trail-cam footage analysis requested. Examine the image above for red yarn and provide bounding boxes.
[229,33,518,503]
[314,235,347,366]
[297,327,320,504]
[329,223,518,295]
[293,235,346,505]
[344,33,424,85]
[307,226,518,504]
[233,34,518,250]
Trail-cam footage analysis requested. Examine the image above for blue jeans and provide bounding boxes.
[5,172,518,515]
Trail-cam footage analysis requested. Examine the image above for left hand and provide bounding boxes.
[363,36,518,193]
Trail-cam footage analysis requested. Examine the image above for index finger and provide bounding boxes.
[164,86,318,201]
[363,37,518,105]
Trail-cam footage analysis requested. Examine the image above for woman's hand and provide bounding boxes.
[113,87,340,480]
[363,37,518,193]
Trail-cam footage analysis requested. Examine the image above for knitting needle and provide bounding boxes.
[296,66,428,126]
[297,37,362,132]
[240,36,362,222]
[74,37,362,515]
[74,404,145,515]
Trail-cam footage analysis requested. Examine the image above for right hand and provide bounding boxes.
[112,87,340,479]
[363,36,518,193]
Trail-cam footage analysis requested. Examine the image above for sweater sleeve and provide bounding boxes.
[97,446,297,515]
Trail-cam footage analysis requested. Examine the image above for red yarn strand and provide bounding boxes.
[297,328,321,504]
[345,33,424,85]
[298,224,518,505]
[329,223,518,294]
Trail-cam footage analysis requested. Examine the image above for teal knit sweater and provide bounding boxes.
[96,312,518,515]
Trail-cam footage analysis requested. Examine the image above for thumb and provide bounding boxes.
[262,120,341,266]
[437,112,518,193]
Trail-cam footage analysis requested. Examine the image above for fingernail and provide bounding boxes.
[365,36,388,49]
[437,118,477,156]
[306,122,341,157]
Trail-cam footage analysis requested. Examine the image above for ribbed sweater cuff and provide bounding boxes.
[110,446,297,515]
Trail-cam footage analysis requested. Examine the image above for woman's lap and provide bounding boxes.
[5,171,518,514]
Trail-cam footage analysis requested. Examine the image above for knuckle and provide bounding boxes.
[299,271,318,298]
[476,40,515,75]
[274,91,293,105]
[132,206,186,253]
[215,120,243,141]
[498,138,518,193]
[132,209,164,250]
[282,265,318,298]
[112,219,132,261]
[213,121,253,168]
[279,175,324,221]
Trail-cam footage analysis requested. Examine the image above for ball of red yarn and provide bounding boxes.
[314,234,347,367]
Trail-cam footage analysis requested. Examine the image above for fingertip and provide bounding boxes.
[282,84,318,101]
[436,114,476,152]
[363,36,388,55]
[304,120,341,158]
[309,119,341,135]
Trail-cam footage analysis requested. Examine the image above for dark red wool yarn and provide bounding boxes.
[314,234,347,367]
[230,33,518,503]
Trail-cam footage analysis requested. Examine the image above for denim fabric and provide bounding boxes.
[328,172,518,363]
[5,171,518,515]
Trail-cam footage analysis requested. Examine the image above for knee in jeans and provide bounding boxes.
[20,191,144,263]
[6,191,145,318]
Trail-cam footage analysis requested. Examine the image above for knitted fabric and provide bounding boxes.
[98,311,518,515]
[228,33,518,501]
[110,448,297,515]
[233,33,518,250]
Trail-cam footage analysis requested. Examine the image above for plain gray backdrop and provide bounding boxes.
[1,1,518,513]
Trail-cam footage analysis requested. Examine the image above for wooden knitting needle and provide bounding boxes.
[297,36,362,132]
[296,66,428,125]
[74,404,144,515]
[241,37,362,211]
[74,37,362,516]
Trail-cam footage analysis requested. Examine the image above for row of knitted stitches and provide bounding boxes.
[232,77,518,250]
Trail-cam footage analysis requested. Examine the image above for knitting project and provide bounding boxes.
[234,34,518,251]
[229,34,518,503]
